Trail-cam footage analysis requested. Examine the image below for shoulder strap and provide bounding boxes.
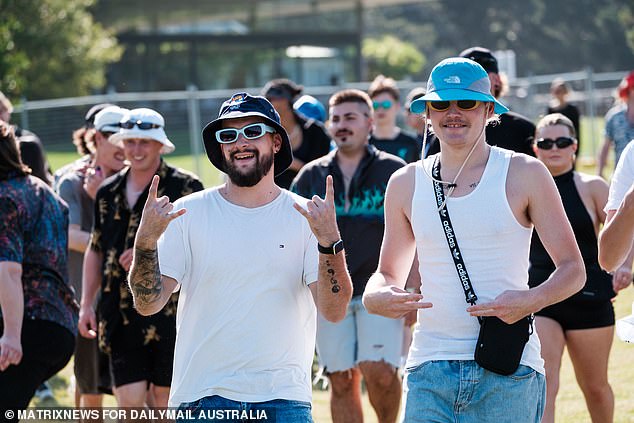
[431,156,478,306]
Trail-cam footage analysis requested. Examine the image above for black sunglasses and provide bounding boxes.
[120,120,163,130]
[428,100,481,112]
[536,137,576,150]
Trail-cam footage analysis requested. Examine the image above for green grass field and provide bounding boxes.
[30,289,634,422]
[36,116,634,422]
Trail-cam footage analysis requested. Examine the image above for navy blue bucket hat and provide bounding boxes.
[410,57,509,115]
[202,93,293,176]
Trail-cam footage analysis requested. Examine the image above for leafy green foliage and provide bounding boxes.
[0,0,122,100]
[363,35,425,80]
[365,0,633,78]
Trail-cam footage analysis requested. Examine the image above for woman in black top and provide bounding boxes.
[529,113,621,423]
[546,79,580,146]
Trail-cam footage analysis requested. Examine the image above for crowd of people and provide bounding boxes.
[1,46,633,423]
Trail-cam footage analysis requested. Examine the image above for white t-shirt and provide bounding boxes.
[158,188,319,407]
[605,140,634,212]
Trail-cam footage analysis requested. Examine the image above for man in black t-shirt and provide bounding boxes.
[460,47,536,157]
[368,75,420,163]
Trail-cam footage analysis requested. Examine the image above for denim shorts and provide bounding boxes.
[316,296,404,372]
[177,395,313,423]
[402,360,545,423]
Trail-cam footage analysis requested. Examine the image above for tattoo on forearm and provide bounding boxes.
[129,247,163,306]
[325,260,340,293]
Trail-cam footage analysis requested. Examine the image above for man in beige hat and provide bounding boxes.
[79,107,203,408]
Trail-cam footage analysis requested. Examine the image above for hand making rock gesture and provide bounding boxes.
[135,175,186,249]
[293,175,341,247]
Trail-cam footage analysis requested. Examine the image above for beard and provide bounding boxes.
[223,147,275,187]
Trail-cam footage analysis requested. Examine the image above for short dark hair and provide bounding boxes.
[459,46,499,74]
[0,122,30,181]
[329,89,373,112]
[368,75,400,101]
[261,79,303,105]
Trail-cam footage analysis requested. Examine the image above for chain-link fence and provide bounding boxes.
[12,69,627,175]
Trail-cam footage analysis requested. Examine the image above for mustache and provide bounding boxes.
[335,130,353,137]
[441,119,468,125]
[230,149,259,160]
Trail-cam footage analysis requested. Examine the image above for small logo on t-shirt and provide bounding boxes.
[279,244,285,249]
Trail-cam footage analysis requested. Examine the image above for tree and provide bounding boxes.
[363,35,425,80]
[0,0,122,100]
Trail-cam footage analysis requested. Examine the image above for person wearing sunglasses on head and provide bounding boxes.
[459,47,536,158]
[528,113,618,423]
[261,79,332,190]
[79,107,203,410]
[368,75,420,164]
[127,93,352,421]
[363,58,585,423]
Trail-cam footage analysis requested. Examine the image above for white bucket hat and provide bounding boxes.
[93,106,129,133]
[110,108,175,154]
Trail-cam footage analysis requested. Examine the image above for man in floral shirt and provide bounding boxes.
[78,108,203,408]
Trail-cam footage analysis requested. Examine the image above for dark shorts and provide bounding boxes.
[536,299,615,331]
[0,319,74,411]
[109,328,174,388]
[74,334,112,395]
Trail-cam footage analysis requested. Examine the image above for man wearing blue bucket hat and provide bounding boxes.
[363,58,585,422]
[127,93,352,420]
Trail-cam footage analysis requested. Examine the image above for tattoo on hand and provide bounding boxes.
[129,247,162,306]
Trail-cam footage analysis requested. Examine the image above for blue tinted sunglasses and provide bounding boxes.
[215,123,276,144]
[373,100,393,110]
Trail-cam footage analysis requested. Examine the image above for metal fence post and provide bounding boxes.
[585,67,597,157]
[187,84,202,177]
[20,96,29,131]
[526,73,537,119]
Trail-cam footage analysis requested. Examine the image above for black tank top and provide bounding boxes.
[528,169,615,301]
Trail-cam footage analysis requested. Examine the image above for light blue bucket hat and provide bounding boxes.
[410,57,509,115]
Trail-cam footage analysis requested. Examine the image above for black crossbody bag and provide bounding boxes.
[431,157,533,376]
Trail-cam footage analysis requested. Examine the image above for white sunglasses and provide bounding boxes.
[215,123,276,144]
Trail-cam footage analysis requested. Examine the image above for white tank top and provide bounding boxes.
[407,146,544,374]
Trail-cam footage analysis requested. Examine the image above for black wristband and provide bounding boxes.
[318,239,344,255]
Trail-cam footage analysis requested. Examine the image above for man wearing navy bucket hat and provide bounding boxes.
[363,58,585,422]
[127,93,352,421]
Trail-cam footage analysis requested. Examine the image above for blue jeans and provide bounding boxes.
[402,360,545,423]
[177,395,313,422]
